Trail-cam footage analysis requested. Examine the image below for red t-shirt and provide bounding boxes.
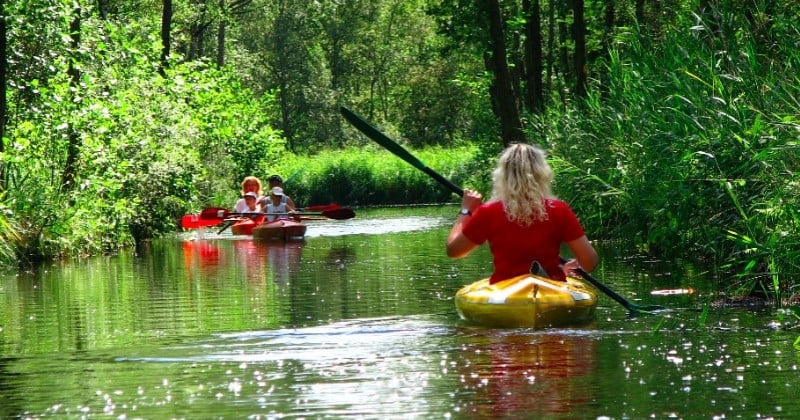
[462,199,585,283]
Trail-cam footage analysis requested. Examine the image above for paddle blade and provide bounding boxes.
[303,203,340,212]
[341,107,427,171]
[341,106,463,197]
[320,207,355,220]
[181,214,224,229]
[200,207,230,220]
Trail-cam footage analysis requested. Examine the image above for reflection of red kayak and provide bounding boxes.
[252,219,307,241]
[230,215,265,235]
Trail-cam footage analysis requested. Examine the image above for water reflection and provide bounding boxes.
[231,240,305,285]
[182,240,222,270]
[456,329,597,417]
[181,239,308,286]
[1,207,798,418]
[305,215,447,237]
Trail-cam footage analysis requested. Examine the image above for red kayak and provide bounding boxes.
[230,215,265,235]
[252,219,307,241]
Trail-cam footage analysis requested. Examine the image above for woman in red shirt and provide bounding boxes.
[446,143,598,283]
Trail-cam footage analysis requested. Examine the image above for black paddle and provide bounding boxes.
[341,106,464,197]
[219,207,356,220]
[559,257,665,313]
[341,105,665,314]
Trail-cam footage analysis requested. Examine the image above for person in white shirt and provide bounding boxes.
[267,174,296,209]
[233,176,266,212]
[234,191,262,213]
[265,187,297,221]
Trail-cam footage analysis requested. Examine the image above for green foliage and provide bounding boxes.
[267,145,481,207]
[539,7,800,302]
[2,1,286,262]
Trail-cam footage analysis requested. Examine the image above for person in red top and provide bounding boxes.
[446,143,598,283]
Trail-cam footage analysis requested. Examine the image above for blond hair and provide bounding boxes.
[240,176,263,196]
[490,143,554,226]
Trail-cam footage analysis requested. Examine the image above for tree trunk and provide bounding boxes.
[485,0,524,146]
[523,0,544,115]
[60,5,82,194]
[598,0,615,98]
[217,0,226,68]
[556,0,570,107]
[189,4,209,60]
[573,0,587,99]
[557,1,570,81]
[159,0,172,77]
[97,0,109,19]
[0,1,6,190]
[635,0,645,24]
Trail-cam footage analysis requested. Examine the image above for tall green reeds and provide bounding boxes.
[538,9,800,302]
[263,145,482,207]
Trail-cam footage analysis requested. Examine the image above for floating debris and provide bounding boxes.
[651,288,695,296]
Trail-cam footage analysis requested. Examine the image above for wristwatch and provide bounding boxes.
[459,208,472,216]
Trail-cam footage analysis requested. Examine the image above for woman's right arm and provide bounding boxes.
[446,189,482,258]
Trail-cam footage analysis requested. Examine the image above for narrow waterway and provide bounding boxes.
[0,206,797,418]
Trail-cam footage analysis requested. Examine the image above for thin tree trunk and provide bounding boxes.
[556,0,570,108]
[0,1,6,190]
[598,0,615,98]
[573,0,587,98]
[485,0,524,145]
[97,0,109,19]
[60,5,82,194]
[217,0,226,68]
[159,0,172,77]
[635,0,645,24]
[523,0,544,115]
[547,0,559,107]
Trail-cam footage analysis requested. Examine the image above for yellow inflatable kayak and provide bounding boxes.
[455,274,598,328]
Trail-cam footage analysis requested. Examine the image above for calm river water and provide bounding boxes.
[0,206,798,418]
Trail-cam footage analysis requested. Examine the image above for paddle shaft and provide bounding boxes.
[204,207,353,220]
[571,264,665,313]
[558,257,662,312]
[341,106,463,197]
[232,208,354,220]
[341,106,664,314]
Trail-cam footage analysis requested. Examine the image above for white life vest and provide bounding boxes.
[265,195,289,221]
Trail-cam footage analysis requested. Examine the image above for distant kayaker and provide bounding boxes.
[234,176,267,212]
[267,174,297,210]
[265,187,297,221]
[446,143,599,283]
[236,192,262,213]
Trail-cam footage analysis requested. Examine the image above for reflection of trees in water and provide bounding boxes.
[325,245,356,271]
[0,357,24,418]
[265,242,304,285]
[458,331,598,417]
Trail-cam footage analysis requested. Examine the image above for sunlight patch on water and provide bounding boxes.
[304,216,449,237]
[181,215,449,240]
[119,316,451,364]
